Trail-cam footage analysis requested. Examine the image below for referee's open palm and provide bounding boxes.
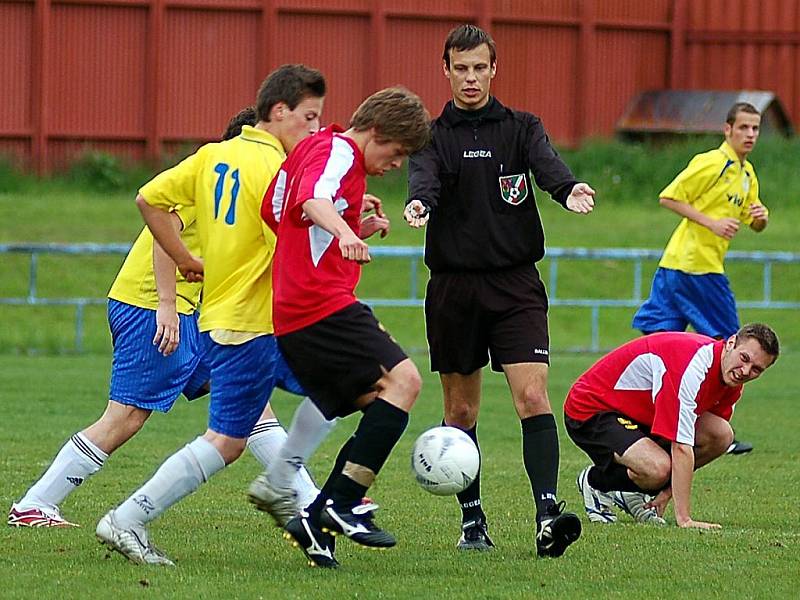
[566,183,596,214]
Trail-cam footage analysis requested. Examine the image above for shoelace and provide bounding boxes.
[464,524,487,541]
[351,502,379,530]
[546,500,567,518]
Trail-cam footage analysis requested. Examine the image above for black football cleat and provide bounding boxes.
[536,501,582,558]
[726,439,754,455]
[457,517,495,550]
[284,511,339,569]
[320,500,396,548]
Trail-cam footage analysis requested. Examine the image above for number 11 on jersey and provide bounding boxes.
[213,162,240,225]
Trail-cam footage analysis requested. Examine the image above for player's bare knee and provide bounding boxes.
[381,359,422,409]
[89,403,151,451]
[648,456,672,488]
[204,432,246,465]
[397,361,422,400]
[514,383,550,417]
[629,451,671,489]
[444,403,478,429]
[127,407,151,431]
[696,418,734,457]
[703,426,734,458]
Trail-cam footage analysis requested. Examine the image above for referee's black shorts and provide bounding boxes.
[277,302,408,419]
[425,264,549,374]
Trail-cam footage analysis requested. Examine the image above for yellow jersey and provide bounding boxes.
[107,206,201,315]
[140,125,284,333]
[659,141,766,274]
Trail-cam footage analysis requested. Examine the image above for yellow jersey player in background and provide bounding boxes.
[632,102,769,456]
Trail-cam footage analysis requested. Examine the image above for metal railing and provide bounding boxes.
[2,243,798,352]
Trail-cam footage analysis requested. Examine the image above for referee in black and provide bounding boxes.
[405,24,595,558]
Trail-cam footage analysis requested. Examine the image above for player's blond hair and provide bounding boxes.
[349,87,430,154]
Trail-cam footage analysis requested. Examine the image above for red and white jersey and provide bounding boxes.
[263,125,365,335]
[564,333,742,445]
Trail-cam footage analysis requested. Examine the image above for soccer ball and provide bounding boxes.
[411,426,480,496]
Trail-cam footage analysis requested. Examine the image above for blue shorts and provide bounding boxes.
[202,333,304,438]
[275,354,305,396]
[632,268,740,338]
[108,300,210,412]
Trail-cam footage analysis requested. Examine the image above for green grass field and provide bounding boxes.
[0,140,798,598]
[1,352,797,599]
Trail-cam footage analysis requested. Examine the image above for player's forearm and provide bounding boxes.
[152,213,183,304]
[302,198,355,239]
[670,442,696,526]
[153,241,177,305]
[659,197,715,230]
[136,195,194,266]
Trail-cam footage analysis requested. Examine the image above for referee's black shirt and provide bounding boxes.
[407,97,578,274]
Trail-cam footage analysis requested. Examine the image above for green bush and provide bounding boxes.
[66,150,156,193]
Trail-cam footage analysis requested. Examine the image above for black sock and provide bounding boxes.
[443,420,484,524]
[521,414,560,519]
[329,398,409,510]
[588,464,648,493]
[307,437,354,520]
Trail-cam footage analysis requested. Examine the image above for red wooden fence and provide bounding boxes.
[2,0,799,172]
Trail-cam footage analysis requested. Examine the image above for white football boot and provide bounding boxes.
[96,511,174,566]
[576,466,617,523]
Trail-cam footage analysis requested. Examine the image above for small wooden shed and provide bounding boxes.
[616,90,794,141]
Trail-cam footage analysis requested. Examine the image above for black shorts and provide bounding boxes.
[277,302,408,419]
[425,265,549,374]
[564,412,666,471]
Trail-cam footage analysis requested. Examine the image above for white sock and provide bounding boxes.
[247,418,288,468]
[269,398,337,498]
[113,436,224,529]
[248,417,319,503]
[18,432,107,511]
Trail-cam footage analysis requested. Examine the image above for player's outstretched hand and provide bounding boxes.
[154,303,180,356]
[566,183,595,214]
[677,518,722,530]
[360,214,390,239]
[178,256,204,282]
[709,217,740,240]
[339,230,371,264]
[404,199,430,228]
[362,193,386,218]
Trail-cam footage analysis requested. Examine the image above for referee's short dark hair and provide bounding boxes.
[726,102,760,125]
[256,64,326,123]
[350,87,430,155]
[443,24,497,68]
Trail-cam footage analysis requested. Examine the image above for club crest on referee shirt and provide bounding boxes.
[499,174,528,205]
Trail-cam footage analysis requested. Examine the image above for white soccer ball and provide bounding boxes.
[411,426,480,496]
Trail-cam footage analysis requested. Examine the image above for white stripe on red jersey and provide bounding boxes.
[675,343,715,444]
[313,137,354,200]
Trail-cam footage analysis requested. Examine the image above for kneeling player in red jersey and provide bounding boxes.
[564,323,778,529]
